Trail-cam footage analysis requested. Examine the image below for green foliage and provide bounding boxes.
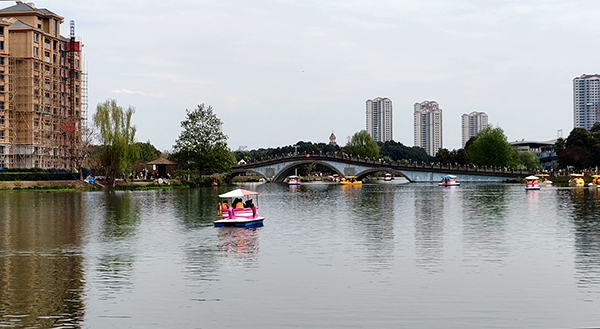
[557,128,600,169]
[435,148,469,165]
[346,130,379,158]
[379,140,433,163]
[0,172,79,181]
[172,104,236,175]
[468,126,519,168]
[517,151,540,170]
[136,141,161,162]
[93,99,137,182]
[234,141,340,162]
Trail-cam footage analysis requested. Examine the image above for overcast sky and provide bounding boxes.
[29,0,600,151]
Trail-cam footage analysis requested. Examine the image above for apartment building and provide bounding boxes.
[461,111,488,147]
[0,1,85,169]
[366,97,393,142]
[414,100,442,156]
[573,74,600,130]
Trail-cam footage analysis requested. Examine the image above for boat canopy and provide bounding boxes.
[442,174,457,179]
[570,173,584,177]
[219,189,260,198]
[536,173,549,177]
[525,175,539,180]
[592,175,600,178]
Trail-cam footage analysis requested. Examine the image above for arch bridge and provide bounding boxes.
[232,154,533,183]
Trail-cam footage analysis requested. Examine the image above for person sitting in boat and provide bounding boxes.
[244,199,254,208]
[233,198,244,209]
[221,201,229,210]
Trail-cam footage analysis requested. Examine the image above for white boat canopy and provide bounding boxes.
[218,189,260,198]
[525,176,539,180]
[442,174,457,179]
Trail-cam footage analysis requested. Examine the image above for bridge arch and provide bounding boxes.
[352,168,408,181]
[271,160,343,183]
[229,168,268,180]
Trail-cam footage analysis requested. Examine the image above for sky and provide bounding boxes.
[20,0,600,151]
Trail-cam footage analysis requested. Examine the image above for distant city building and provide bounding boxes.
[573,74,600,130]
[414,100,442,156]
[461,111,488,147]
[366,97,392,142]
[329,132,337,146]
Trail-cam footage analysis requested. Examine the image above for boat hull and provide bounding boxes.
[340,182,362,186]
[214,217,265,228]
[439,182,460,186]
[525,186,540,190]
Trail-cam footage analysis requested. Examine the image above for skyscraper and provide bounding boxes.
[366,97,392,142]
[573,74,600,130]
[461,111,488,147]
[414,100,442,156]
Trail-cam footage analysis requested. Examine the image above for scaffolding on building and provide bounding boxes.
[3,21,83,169]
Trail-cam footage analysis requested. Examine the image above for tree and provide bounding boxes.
[93,99,137,185]
[346,130,379,158]
[467,126,518,168]
[172,104,235,176]
[66,124,96,181]
[518,151,540,170]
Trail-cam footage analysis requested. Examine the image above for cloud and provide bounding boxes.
[111,89,166,98]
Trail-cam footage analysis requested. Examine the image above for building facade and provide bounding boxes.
[366,97,392,142]
[414,100,442,156]
[0,2,84,169]
[461,111,488,147]
[573,74,600,130]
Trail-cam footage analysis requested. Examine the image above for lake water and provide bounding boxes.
[1,182,599,328]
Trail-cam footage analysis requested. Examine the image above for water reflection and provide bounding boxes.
[461,185,510,263]
[0,192,85,328]
[218,227,260,258]
[344,185,395,270]
[563,188,600,296]
[93,192,141,300]
[414,186,444,271]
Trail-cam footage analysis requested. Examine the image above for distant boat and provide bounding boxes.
[214,189,264,228]
[287,175,301,185]
[439,174,460,186]
[569,173,585,187]
[383,173,393,181]
[340,176,362,186]
[525,175,540,190]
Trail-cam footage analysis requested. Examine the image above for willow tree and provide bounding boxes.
[172,104,235,176]
[93,99,137,185]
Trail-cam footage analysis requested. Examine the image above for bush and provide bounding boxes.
[0,172,80,181]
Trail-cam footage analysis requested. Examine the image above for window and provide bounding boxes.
[0,102,4,109]
[53,20,57,36]
[33,46,38,56]
[0,41,3,50]
[0,57,4,65]
[33,32,39,42]
[0,130,4,139]
[0,115,4,124]
[0,26,4,35]
[0,71,4,80]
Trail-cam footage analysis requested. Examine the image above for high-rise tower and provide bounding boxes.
[461,111,488,147]
[573,74,600,130]
[366,97,392,142]
[414,100,442,156]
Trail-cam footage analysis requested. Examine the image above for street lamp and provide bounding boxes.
[293,144,298,156]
